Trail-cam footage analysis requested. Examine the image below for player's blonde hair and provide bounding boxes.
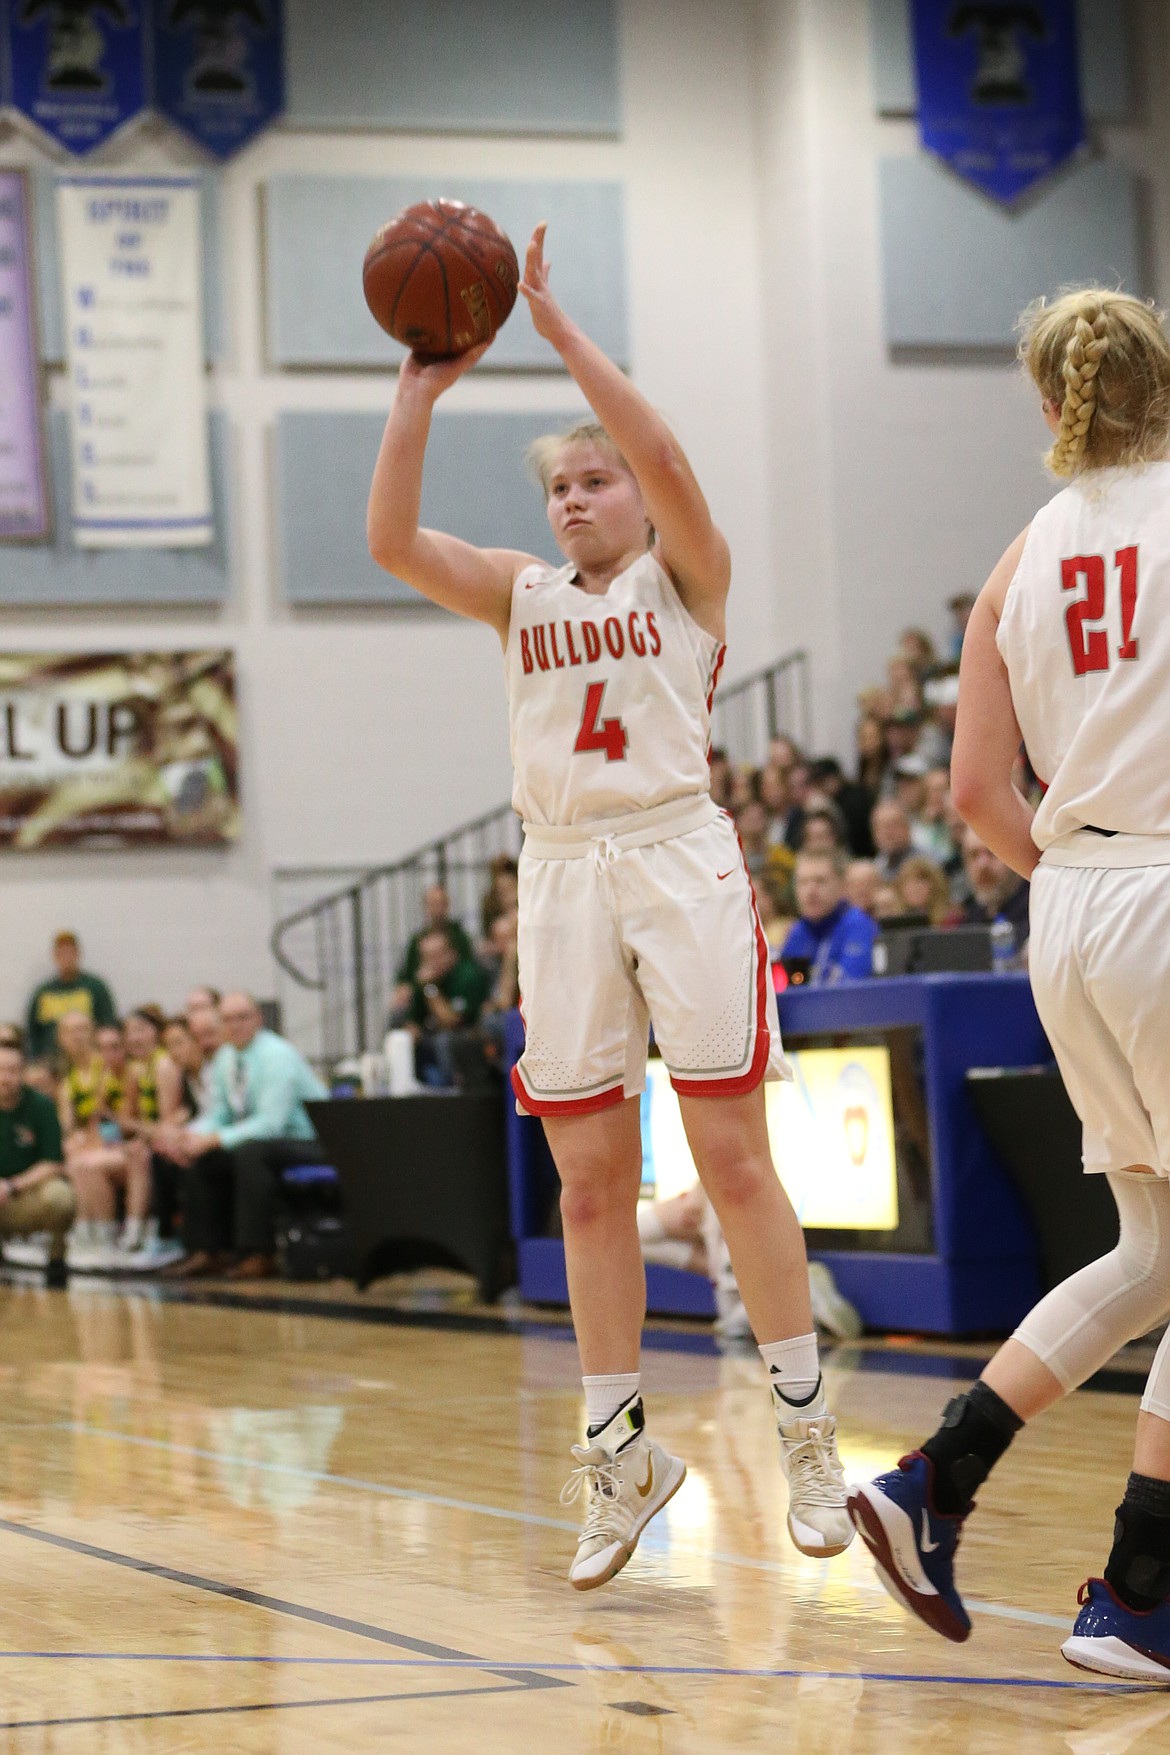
[1018,288,1170,478]
[525,421,634,498]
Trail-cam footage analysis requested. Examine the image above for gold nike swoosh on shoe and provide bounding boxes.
[636,1459,655,1498]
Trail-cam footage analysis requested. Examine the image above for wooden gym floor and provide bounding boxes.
[0,1276,1166,1753]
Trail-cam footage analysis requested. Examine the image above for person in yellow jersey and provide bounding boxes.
[57,1012,151,1269]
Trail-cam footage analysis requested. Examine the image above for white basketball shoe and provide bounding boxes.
[560,1398,686,1591]
[776,1402,854,1557]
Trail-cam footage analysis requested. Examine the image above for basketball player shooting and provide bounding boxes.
[367,222,854,1589]
[850,289,1170,1682]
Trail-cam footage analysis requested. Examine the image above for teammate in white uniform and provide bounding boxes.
[850,290,1170,1681]
[368,224,852,1588]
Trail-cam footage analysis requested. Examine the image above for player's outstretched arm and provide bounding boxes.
[951,527,1039,880]
[367,346,537,636]
[519,224,730,630]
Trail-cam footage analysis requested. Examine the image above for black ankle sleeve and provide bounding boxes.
[920,1382,1023,1516]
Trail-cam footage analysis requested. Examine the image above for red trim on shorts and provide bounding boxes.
[510,1063,628,1118]
[669,820,773,1100]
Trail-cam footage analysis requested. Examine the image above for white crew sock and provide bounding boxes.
[583,1372,641,1434]
[759,1332,825,1418]
[121,1217,146,1252]
[94,1220,117,1247]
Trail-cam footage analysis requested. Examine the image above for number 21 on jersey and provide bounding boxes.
[1062,546,1140,676]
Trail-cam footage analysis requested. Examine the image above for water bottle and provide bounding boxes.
[990,916,1014,974]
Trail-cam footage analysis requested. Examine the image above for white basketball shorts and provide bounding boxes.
[1030,860,1170,1175]
[511,796,789,1117]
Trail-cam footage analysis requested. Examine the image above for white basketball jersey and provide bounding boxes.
[997,462,1170,853]
[504,550,725,826]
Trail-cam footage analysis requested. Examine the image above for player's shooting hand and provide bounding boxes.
[519,224,574,348]
[400,340,491,401]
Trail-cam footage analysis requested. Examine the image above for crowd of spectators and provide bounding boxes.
[713,596,1036,986]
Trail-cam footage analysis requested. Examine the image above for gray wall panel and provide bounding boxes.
[32,170,227,365]
[285,0,620,135]
[1,411,231,605]
[870,0,1132,122]
[265,174,627,369]
[277,408,579,604]
[878,156,1142,348]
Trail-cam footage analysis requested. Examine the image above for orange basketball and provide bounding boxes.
[362,199,520,358]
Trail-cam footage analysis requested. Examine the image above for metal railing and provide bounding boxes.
[272,649,809,1065]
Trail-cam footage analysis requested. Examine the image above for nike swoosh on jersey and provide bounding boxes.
[716,869,735,881]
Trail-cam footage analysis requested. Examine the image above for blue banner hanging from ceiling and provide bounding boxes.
[149,0,283,159]
[6,0,147,155]
[910,1,1086,204]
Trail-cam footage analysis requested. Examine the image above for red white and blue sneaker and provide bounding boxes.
[1062,1578,1170,1683]
[847,1451,972,1643]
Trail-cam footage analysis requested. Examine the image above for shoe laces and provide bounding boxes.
[781,1420,847,1506]
[560,1443,621,1509]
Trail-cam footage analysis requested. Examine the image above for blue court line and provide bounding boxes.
[0,1654,1155,1693]
[50,1419,1070,1629]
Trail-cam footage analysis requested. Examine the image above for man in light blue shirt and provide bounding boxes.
[161,992,328,1280]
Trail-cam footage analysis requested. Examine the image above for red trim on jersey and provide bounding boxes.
[510,1063,628,1118]
[705,643,727,717]
[670,819,772,1100]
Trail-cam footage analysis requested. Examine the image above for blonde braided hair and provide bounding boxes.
[1019,289,1170,478]
[1050,310,1110,476]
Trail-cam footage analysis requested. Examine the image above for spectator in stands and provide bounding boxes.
[873,882,904,920]
[918,670,960,770]
[886,657,924,716]
[872,798,916,882]
[856,713,889,796]
[479,909,520,1066]
[898,628,937,675]
[480,855,519,940]
[797,808,847,856]
[57,1011,150,1266]
[184,1003,225,1114]
[185,985,221,1014]
[845,859,881,917]
[26,932,116,1063]
[895,856,955,926]
[915,765,959,870]
[781,851,878,984]
[807,757,875,857]
[728,765,758,814]
[768,734,802,772]
[960,829,1031,957]
[399,926,492,1087]
[708,747,735,810]
[390,884,476,1019]
[947,591,977,659]
[0,1042,74,1288]
[162,1018,204,1120]
[760,762,804,852]
[162,992,328,1281]
[735,797,772,881]
[753,879,793,955]
[881,710,925,788]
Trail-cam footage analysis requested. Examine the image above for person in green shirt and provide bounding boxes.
[0,1043,76,1287]
[404,926,491,1087]
[389,885,475,1020]
[25,932,117,1063]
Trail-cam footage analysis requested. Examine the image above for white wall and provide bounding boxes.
[0,0,777,1023]
[3,0,1169,1030]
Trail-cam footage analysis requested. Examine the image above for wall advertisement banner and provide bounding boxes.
[910,0,1086,204]
[57,174,212,548]
[0,168,50,540]
[0,649,239,850]
[6,0,148,156]
[150,0,284,159]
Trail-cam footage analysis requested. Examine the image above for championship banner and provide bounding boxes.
[7,0,147,156]
[910,0,1086,204]
[0,170,50,541]
[0,650,239,849]
[150,0,284,159]
[57,175,212,548]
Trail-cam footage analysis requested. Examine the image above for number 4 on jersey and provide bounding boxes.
[574,681,628,762]
[1062,545,1140,676]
